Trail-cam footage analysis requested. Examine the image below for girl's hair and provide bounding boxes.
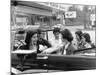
[25,31,37,46]
[75,31,83,39]
[82,33,91,43]
[61,29,73,42]
[53,28,60,34]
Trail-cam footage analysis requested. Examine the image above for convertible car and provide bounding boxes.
[11,26,96,74]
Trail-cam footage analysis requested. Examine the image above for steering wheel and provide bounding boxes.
[13,39,26,50]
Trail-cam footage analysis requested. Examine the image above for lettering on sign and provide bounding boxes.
[65,11,76,18]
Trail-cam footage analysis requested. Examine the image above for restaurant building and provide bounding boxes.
[11,0,65,30]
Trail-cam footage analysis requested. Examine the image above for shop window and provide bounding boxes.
[15,17,28,26]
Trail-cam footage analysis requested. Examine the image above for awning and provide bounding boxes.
[12,1,53,16]
[14,5,52,16]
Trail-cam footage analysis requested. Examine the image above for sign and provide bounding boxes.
[90,14,96,26]
[90,14,96,21]
[16,17,27,23]
[65,11,76,18]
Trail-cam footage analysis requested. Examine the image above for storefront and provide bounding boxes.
[11,1,66,30]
